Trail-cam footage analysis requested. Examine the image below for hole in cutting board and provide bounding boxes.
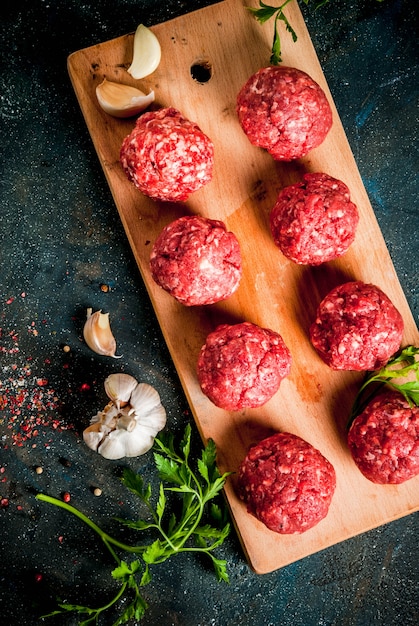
[190,59,212,83]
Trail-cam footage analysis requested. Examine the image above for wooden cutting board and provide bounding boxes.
[68,0,419,574]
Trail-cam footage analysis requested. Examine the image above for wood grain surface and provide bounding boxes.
[67,0,419,574]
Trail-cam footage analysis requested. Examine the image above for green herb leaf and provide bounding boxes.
[212,556,230,583]
[122,468,152,503]
[156,482,166,521]
[112,560,135,581]
[247,0,355,64]
[142,539,167,564]
[114,594,148,625]
[247,0,296,64]
[180,422,192,460]
[38,426,231,624]
[348,345,419,429]
[154,453,183,485]
[247,1,280,23]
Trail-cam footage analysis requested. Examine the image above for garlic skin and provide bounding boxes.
[83,308,121,358]
[96,79,155,118]
[83,374,167,460]
[104,373,138,409]
[127,24,161,80]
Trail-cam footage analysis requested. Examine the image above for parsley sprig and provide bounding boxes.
[348,345,419,430]
[37,424,232,624]
[248,0,385,65]
[247,0,330,64]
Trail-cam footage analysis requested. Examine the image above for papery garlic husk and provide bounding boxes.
[127,24,161,80]
[83,308,121,358]
[104,373,138,409]
[96,79,155,118]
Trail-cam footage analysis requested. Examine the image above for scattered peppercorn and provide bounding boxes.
[93,487,102,497]
[62,492,71,503]
[63,345,71,353]
[100,283,110,293]
[35,466,43,474]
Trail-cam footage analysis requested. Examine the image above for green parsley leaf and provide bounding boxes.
[348,345,419,429]
[37,426,232,623]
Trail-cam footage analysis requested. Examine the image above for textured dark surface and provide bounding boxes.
[0,1,418,625]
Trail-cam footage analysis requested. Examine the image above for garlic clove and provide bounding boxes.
[90,402,120,428]
[127,24,161,80]
[104,373,138,409]
[117,414,137,432]
[98,424,155,460]
[83,308,121,358]
[96,79,155,118]
[134,403,167,436]
[130,382,164,415]
[83,422,110,452]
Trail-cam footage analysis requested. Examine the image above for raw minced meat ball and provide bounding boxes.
[120,107,214,202]
[309,281,404,371]
[197,322,291,411]
[270,172,359,265]
[236,66,333,161]
[348,390,419,484]
[237,432,336,534]
[150,215,242,306]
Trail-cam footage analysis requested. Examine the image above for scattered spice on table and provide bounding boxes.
[0,302,78,447]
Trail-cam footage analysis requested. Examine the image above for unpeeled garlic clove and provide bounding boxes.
[83,308,121,358]
[127,24,161,80]
[104,373,138,410]
[97,424,155,460]
[83,421,110,451]
[96,79,155,118]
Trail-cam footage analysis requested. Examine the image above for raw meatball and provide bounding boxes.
[348,390,419,484]
[237,432,336,534]
[120,107,214,202]
[197,322,291,410]
[309,281,404,371]
[270,172,359,265]
[236,66,333,161]
[150,215,242,306]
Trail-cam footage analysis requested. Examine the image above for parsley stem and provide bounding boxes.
[36,494,146,555]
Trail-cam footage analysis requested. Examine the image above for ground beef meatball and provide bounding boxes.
[197,322,291,410]
[120,107,214,202]
[237,432,336,534]
[270,172,359,265]
[236,66,333,161]
[150,215,242,306]
[348,390,419,484]
[309,281,404,371]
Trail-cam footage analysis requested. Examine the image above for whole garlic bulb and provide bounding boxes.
[83,373,166,460]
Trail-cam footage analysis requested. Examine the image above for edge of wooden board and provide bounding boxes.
[67,0,419,575]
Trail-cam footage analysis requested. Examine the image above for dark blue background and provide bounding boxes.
[0,1,417,624]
